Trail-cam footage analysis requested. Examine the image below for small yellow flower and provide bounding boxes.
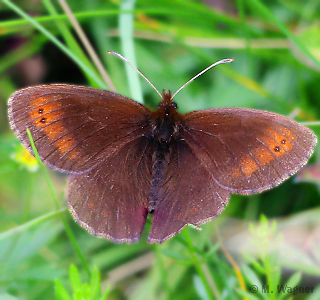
[11,145,39,172]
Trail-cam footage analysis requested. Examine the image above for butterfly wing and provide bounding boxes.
[148,140,230,243]
[8,84,150,174]
[68,136,153,243]
[149,107,316,243]
[183,108,317,194]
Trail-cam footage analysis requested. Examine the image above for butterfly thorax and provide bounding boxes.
[150,90,183,143]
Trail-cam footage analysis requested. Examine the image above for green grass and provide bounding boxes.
[0,0,320,299]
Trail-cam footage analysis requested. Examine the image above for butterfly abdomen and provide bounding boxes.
[149,142,171,212]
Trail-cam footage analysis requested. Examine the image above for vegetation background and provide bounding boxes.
[0,0,320,299]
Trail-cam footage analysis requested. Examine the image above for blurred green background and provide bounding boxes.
[0,0,320,299]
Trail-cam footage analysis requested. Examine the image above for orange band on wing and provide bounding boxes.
[54,134,77,155]
[29,98,80,160]
[29,99,61,120]
[41,121,65,141]
[234,127,295,178]
[281,127,296,141]
[265,128,293,150]
[253,146,276,165]
[240,157,259,177]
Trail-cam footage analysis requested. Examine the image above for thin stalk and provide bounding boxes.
[184,229,217,300]
[0,208,67,241]
[27,129,91,278]
[41,0,99,87]
[1,0,108,90]
[119,0,143,103]
[58,0,116,91]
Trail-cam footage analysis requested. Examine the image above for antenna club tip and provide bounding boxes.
[107,51,121,57]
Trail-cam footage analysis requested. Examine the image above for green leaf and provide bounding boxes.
[161,248,190,262]
[193,275,210,300]
[69,265,82,292]
[242,252,265,274]
[100,285,111,300]
[278,272,302,300]
[55,278,73,300]
[235,288,261,300]
[89,266,101,299]
[241,264,262,290]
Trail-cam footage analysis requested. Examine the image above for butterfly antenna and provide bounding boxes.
[171,58,234,99]
[108,51,162,98]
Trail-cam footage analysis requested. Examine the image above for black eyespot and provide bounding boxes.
[281,139,286,144]
[38,108,44,114]
[172,102,178,109]
[274,146,280,152]
[40,117,46,123]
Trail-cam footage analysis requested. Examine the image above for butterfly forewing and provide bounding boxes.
[148,140,230,243]
[68,136,153,243]
[8,84,151,174]
[183,108,317,194]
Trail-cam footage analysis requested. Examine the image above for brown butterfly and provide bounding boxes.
[7,55,317,243]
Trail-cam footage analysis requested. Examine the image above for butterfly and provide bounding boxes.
[8,57,317,243]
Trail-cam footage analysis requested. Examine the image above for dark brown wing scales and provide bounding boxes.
[183,108,317,194]
[8,84,150,174]
[68,137,153,243]
[148,140,230,243]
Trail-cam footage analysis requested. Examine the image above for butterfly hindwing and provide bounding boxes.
[148,140,230,243]
[68,136,153,243]
[8,84,151,174]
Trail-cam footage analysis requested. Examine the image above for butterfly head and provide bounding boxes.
[157,90,178,110]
